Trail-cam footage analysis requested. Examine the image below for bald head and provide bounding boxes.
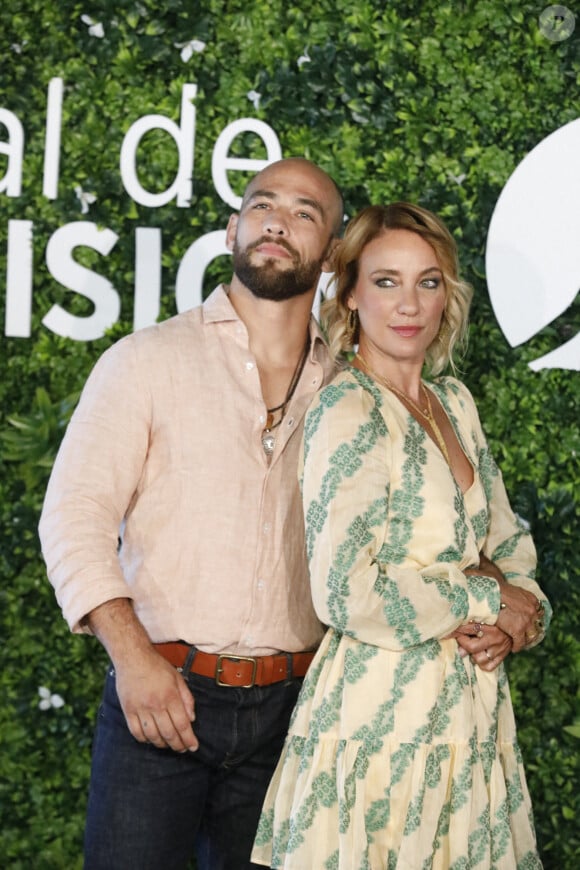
[241,157,344,236]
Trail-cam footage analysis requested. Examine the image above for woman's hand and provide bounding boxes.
[451,623,512,671]
[465,553,546,653]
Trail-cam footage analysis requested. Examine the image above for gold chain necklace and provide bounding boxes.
[355,353,450,465]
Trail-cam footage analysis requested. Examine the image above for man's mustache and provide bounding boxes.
[248,237,299,259]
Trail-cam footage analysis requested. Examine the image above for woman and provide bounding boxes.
[252,203,551,869]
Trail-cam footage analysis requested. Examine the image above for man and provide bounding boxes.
[39,157,344,869]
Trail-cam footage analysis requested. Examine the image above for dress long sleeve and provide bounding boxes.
[442,378,552,627]
[301,375,505,650]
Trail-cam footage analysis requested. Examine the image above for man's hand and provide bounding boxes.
[114,647,198,752]
[87,597,198,752]
[494,583,545,652]
[473,553,505,584]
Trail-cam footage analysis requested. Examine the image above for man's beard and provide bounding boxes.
[232,238,323,301]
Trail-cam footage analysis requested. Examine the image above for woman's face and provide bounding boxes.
[348,229,446,374]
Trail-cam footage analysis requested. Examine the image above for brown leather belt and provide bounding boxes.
[154,642,315,688]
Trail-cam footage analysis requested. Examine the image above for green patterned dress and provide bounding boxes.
[253,368,551,870]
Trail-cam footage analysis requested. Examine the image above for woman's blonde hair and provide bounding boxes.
[322,203,473,375]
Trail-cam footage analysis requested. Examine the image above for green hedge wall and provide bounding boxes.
[1,1,579,867]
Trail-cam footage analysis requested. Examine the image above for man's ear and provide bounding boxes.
[225,214,239,251]
[321,236,341,273]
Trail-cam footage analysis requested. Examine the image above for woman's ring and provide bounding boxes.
[485,649,493,660]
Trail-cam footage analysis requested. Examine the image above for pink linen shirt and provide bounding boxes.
[39,285,335,656]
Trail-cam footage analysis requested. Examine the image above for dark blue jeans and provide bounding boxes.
[84,665,302,870]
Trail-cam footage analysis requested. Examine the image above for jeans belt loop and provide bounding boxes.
[180,644,198,678]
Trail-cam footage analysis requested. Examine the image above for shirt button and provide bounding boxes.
[245,361,254,371]
[257,579,265,590]
[287,417,294,427]
[259,414,265,424]
[311,378,319,385]
[263,522,271,533]
[245,635,253,645]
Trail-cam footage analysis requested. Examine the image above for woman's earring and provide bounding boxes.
[346,308,359,346]
[438,320,450,344]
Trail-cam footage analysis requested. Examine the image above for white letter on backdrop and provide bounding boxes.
[0,108,24,196]
[120,83,197,207]
[133,227,162,330]
[211,119,282,210]
[43,77,64,200]
[5,220,34,337]
[42,222,120,341]
[175,230,230,312]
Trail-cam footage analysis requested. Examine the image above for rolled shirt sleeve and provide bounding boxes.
[39,336,149,632]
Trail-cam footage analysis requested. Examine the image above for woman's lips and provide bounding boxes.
[391,326,422,337]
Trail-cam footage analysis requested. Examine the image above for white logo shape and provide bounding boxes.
[486,118,580,371]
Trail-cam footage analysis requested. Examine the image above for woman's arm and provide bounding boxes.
[302,380,501,651]
[448,380,551,652]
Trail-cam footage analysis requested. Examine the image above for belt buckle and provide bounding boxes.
[215,654,258,688]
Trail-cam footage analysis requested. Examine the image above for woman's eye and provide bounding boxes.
[376,278,395,288]
[421,277,440,290]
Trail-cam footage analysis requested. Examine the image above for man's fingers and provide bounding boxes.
[135,701,198,753]
[146,710,187,752]
[160,707,199,752]
[510,632,528,653]
[142,715,168,749]
[177,672,196,723]
[127,708,197,753]
[172,716,199,753]
[496,587,545,651]
[125,711,148,743]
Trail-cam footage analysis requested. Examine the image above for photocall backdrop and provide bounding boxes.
[1,1,578,866]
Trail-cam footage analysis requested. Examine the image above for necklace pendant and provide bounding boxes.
[261,430,275,456]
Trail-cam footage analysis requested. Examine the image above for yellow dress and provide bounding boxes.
[252,369,551,870]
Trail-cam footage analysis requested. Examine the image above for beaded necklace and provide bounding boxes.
[261,335,311,457]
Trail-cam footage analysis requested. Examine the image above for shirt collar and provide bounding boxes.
[201,284,328,356]
[201,285,240,324]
